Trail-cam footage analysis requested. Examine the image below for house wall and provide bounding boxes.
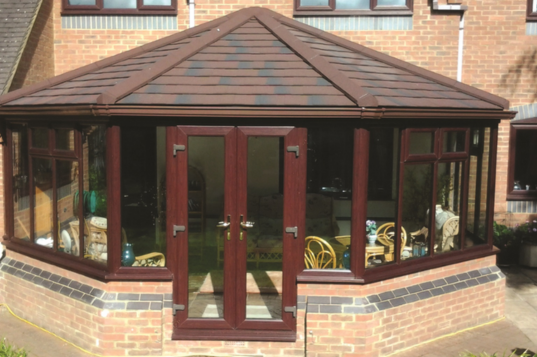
[0,251,503,357]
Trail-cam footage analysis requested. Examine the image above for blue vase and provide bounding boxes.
[122,243,135,266]
[342,247,351,269]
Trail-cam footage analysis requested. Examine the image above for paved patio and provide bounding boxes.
[1,264,537,357]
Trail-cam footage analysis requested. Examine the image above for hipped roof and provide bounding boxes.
[0,7,515,119]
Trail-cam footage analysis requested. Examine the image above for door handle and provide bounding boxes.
[239,215,255,241]
[240,221,255,229]
[217,215,231,240]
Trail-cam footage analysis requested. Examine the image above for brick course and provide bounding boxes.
[0,252,503,356]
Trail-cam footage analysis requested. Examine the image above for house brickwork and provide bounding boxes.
[0,251,503,357]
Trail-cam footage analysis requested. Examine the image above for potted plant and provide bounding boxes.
[366,220,377,244]
[493,222,519,265]
[518,220,537,267]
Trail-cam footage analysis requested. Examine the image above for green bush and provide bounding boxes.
[493,221,519,249]
[515,220,537,246]
[0,338,28,357]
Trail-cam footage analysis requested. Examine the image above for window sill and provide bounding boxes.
[61,9,177,16]
[297,245,497,284]
[4,237,173,281]
[507,190,537,201]
[293,9,413,16]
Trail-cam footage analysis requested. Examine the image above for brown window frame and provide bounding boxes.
[507,118,537,200]
[294,0,413,16]
[5,122,498,286]
[61,0,177,16]
[298,125,497,284]
[528,0,537,21]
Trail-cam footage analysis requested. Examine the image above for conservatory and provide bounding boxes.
[0,7,514,357]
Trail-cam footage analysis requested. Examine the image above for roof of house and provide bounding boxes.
[0,7,514,119]
[0,0,43,95]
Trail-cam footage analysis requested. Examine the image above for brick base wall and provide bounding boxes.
[0,251,504,357]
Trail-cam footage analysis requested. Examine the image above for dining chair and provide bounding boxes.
[304,236,337,269]
[376,223,407,262]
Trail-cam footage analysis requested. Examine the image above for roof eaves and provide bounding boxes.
[1,0,43,95]
[97,7,262,105]
[256,12,377,108]
[275,14,509,110]
[0,12,230,106]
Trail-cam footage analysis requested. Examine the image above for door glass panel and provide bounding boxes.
[33,158,53,248]
[57,160,79,256]
[435,162,463,254]
[187,137,224,319]
[402,164,433,260]
[246,136,283,320]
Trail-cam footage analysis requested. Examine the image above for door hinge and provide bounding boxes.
[287,146,299,158]
[284,306,297,318]
[173,144,185,157]
[173,225,186,237]
[173,304,185,315]
[285,226,298,238]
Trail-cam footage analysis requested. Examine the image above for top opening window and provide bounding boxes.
[295,0,412,15]
[62,0,176,15]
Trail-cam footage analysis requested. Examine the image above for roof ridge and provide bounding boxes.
[275,14,508,110]
[0,12,229,106]
[255,10,377,107]
[96,7,260,104]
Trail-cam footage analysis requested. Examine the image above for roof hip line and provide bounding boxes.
[96,7,261,105]
[255,13,378,108]
[0,14,230,106]
[274,14,508,110]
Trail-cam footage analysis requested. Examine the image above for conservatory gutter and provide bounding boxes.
[0,105,517,120]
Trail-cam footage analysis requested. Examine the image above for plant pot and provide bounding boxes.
[367,234,377,245]
[496,245,518,266]
[519,243,537,267]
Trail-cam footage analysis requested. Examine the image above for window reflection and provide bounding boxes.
[306,127,351,270]
[33,158,53,248]
[367,128,400,268]
[12,126,30,241]
[120,127,166,267]
[435,162,462,254]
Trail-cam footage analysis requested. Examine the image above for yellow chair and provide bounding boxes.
[376,223,407,262]
[304,236,337,269]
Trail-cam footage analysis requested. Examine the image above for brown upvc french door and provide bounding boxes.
[169,126,305,341]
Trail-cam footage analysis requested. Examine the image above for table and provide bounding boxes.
[334,235,392,267]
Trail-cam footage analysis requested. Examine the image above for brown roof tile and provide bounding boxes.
[0,6,510,112]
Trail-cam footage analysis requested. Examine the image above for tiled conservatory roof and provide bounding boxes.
[0,7,510,112]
